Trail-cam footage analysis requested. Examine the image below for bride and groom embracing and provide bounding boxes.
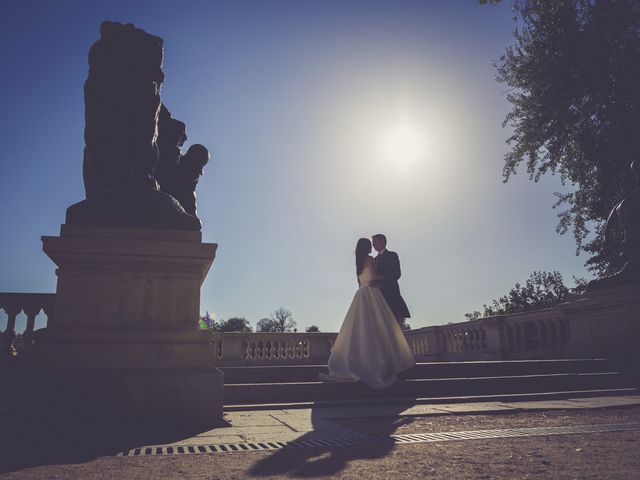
[320,234,415,389]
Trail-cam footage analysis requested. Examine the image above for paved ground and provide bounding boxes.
[2,395,640,479]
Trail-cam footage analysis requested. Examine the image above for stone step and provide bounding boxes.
[223,371,630,405]
[225,388,640,411]
[220,359,615,384]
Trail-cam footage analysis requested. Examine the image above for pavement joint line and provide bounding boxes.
[115,422,640,457]
[267,413,298,431]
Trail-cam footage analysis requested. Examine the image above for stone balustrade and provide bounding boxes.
[2,283,639,364]
[212,332,338,366]
[0,293,55,357]
[405,310,571,362]
[405,285,640,362]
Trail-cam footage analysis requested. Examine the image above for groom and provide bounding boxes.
[372,234,410,326]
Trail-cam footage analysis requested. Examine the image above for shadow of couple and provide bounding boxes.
[1,395,417,478]
[247,399,417,478]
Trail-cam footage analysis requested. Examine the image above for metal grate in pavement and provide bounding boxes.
[117,422,640,457]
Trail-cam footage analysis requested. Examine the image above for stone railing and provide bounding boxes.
[0,292,55,357]
[405,285,640,362]
[212,332,338,366]
[405,309,570,362]
[2,283,639,364]
[213,308,573,365]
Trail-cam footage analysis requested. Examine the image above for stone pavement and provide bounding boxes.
[3,395,640,479]
[0,396,640,480]
[122,394,640,450]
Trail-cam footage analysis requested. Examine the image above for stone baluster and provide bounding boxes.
[42,304,54,328]
[1,306,20,357]
[480,316,506,360]
[22,306,41,348]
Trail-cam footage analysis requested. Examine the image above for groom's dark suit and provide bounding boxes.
[375,250,410,321]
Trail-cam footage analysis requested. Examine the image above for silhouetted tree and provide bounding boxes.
[256,308,297,332]
[273,307,296,332]
[218,317,253,332]
[465,271,584,320]
[489,0,640,274]
[199,313,253,332]
[305,325,320,332]
[256,317,281,332]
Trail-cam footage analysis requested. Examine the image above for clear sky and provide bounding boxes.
[0,0,592,333]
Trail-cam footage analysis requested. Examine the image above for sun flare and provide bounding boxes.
[382,124,425,165]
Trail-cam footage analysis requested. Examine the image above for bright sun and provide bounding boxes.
[382,124,425,165]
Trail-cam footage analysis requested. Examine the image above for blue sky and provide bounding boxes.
[0,0,591,333]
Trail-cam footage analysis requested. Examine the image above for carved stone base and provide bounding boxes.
[66,181,201,231]
[23,224,221,421]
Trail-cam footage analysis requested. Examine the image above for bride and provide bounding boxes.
[320,238,415,389]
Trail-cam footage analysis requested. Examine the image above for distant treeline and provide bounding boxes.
[199,307,320,333]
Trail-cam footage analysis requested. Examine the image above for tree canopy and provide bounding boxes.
[493,0,640,273]
[199,313,253,332]
[465,270,586,320]
[256,308,297,332]
[256,317,280,332]
[218,317,253,332]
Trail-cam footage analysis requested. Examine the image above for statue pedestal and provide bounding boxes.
[26,225,222,421]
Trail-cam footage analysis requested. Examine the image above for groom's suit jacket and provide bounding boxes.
[375,250,411,319]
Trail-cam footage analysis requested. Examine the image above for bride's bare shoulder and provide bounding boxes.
[364,256,375,266]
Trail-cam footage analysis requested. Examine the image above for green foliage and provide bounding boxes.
[305,325,320,332]
[199,311,217,330]
[465,271,583,320]
[495,0,640,274]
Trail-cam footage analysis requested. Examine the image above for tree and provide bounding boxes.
[465,271,582,320]
[305,325,320,332]
[492,0,640,274]
[256,317,281,332]
[199,313,253,332]
[272,307,297,332]
[218,317,253,332]
[255,308,297,332]
[399,319,411,331]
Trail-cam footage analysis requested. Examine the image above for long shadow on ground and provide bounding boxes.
[248,392,416,478]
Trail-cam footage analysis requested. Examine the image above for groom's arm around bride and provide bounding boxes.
[372,234,411,324]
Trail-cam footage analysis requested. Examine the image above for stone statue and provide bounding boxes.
[163,144,210,217]
[588,160,640,290]
[82,21,164,197]
[156,105,210,217]
[156,104,187,190]
[66,21,209,231]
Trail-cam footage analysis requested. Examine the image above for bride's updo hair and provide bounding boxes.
[355,238,372,275]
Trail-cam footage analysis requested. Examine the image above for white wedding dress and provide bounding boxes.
[321,262,416,389]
